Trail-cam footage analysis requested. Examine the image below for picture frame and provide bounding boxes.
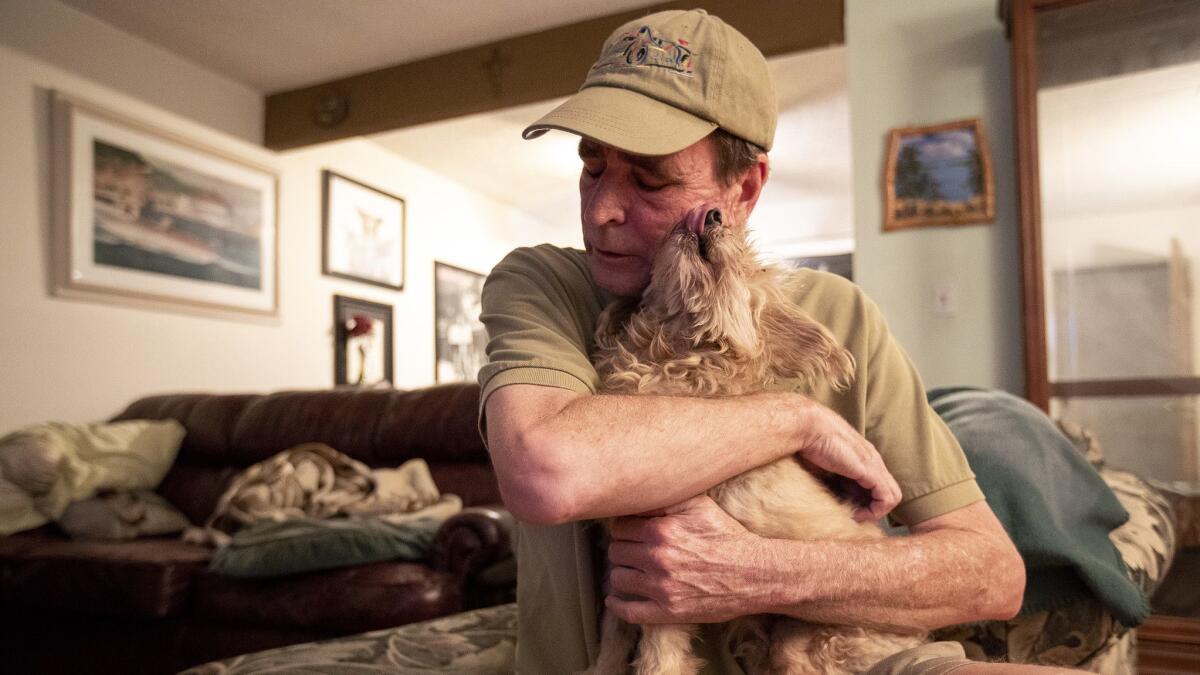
[333,294,394,387]
[434,262,487,384]
[883,118,995,231]
[322,170,406,290]
[50,91,279,315]
[782,253,854,281]
[764,238,854,281]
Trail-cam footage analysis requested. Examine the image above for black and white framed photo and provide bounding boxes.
[765,239,855,281]
[434,262,487,384]
[50,91,278,315]
[322,170,406,290]
[333,294,394,387]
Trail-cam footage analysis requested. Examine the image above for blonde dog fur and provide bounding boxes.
[585,208,926,675]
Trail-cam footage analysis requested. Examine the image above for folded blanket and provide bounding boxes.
[188,442,461,547]
[928,387,1149,626]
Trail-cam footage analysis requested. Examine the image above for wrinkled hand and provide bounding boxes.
[797,400,901,522]
[604,495,771,624]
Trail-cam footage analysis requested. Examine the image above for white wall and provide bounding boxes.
[0,0,262,144]
[0,7,567,432]
[846,0,1024,393]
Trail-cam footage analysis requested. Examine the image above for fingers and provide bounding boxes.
[605,595,665,624]
[635,494,711,518]
[608,565,656,599]
[607,516,651,542]
[802,405,902,520]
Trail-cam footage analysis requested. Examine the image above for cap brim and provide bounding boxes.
[523,86,717,156]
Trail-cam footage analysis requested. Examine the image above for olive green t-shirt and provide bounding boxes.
[478,244,984,675]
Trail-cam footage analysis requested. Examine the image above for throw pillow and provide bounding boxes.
[0,418,185,529]
[58,490,192,540]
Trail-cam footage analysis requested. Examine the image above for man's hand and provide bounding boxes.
[797,401,901,522]
[604,495,773,624]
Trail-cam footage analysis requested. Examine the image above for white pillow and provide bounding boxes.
[0,473,46,535]
[0,419,186,526]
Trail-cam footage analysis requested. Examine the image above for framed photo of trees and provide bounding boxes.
[883,118,994,231]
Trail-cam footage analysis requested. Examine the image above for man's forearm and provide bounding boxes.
[494,389,807,523]
[756,516,1024,631]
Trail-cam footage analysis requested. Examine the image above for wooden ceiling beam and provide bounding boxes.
[264,0,844,150]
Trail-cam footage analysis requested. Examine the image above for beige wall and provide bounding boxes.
[0,4,567,432]
[846,0,1024,394]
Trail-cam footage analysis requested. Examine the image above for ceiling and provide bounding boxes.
[373,46,851,236]
[58,0,663,93]
[57,1,851,241]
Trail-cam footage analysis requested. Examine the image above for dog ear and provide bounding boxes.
[759,300,855,390]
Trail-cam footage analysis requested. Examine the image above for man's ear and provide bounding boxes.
[731,154,769,226]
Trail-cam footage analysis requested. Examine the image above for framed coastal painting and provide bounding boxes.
[333,294,394,387]
[434,262,487,384]
[883,118,995,231]
[50,91,277,316]
[322,170,406,290]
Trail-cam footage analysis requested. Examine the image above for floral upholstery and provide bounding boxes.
[184,419,1177,674]
[182,602,518,675]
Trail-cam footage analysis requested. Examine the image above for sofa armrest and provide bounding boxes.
[430,506,515,581]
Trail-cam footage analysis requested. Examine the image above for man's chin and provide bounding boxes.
[590,258,648,298]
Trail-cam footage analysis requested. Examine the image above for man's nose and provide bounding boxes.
[581,173,627,229]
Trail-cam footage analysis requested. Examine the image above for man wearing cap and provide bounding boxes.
[478,9,1028,675]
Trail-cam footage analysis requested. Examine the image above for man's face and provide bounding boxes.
[578,136,741,297]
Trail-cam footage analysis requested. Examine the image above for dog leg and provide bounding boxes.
[634,623,703,675]
[726,615,772,675]
[580,609,640,675]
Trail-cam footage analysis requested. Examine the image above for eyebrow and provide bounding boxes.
[577,140,675,180]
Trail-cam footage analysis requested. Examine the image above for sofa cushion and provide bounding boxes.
[194,560,462,633]
[0,528,209,617]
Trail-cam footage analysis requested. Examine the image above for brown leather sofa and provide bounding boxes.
[0,383,514,675]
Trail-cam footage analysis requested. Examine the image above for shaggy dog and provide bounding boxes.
[585,207,926,675]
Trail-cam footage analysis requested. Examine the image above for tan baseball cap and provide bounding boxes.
[522,9,776,156]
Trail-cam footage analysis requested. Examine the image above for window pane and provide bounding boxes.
[1037,0,1200,382]
[1051,395,1198,483]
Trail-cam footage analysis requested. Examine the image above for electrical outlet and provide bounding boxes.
[933,281,958,316]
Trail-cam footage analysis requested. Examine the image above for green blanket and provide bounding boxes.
[928,387,1149,627]
[209,515,442,578]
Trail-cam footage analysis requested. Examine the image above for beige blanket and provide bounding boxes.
[188,443,461,547]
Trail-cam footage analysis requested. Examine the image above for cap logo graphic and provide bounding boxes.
[591,26,694,75]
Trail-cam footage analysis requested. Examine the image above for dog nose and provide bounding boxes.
[684,205,717,236]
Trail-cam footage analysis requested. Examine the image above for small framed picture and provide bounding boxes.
[883,118,994,231]
[50,91,278,315]
[434,262,487,384]
[333,294,394,387]
[322,170,406,290]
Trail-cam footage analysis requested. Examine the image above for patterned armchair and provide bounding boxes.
[932,419,1177,671]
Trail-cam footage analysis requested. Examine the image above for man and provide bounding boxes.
[479,9,1031,675]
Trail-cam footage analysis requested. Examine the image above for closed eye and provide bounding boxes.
[634,175,666,192]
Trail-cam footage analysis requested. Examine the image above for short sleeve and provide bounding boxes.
[477,246,607,439]
[859,295,985,525]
